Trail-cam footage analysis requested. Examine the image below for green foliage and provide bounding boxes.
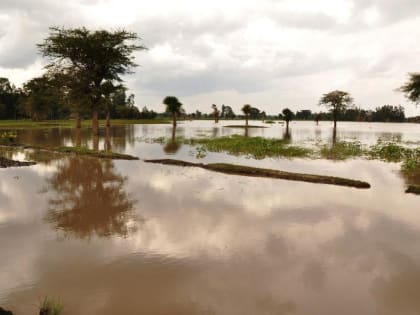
[186,135,312,159]
[399,72,420,105]
[282,108,294,122]
[319,90,353,122]
[320,141,364,160]
[368,142,413,162]
[241,104,252,115]
[38,27,146,129]
[40,297,63,315]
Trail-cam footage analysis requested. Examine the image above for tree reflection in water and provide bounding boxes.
[163,126,182,154]
[45,156,138,238]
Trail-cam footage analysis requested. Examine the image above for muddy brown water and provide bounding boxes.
[1,121,419,315]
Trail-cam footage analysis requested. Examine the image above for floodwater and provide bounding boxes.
[1,121,419,315]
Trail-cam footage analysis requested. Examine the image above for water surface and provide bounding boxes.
[1,121,419,315]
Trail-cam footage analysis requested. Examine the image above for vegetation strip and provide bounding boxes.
[1,144,139,160]
[53,146,139,160]
[223,125,267,128]
[144,159,371,189]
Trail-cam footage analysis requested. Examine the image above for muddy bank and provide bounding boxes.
[0,157,36,168]
[144,159,371,189]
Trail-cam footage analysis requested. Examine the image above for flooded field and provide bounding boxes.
[1,121,420,315]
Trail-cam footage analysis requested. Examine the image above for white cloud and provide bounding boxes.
[0,0,419,116]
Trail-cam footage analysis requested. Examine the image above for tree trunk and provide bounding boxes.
[75,128,81,147]
[105,126,111,152]
[106,111,111,128]
[172,112,177,128]
[92,110,99,136]
[245,115,249,127]
[76,112,81,129]
[286,121,289,134]
[93,134,99,151]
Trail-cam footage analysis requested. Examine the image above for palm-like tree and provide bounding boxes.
[163,96,183,128]
[242,104,252,128]
[282,108,294,135]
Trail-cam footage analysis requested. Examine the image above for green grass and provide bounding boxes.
[0,119,170,129]
[320,141,364,160]
[368,141,414,162]
[185,135,312,159]
[40,297,64,315]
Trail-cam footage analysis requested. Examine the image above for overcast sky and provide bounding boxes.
[1,0,420,116]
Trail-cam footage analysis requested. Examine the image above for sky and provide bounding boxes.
[0,0,420,116]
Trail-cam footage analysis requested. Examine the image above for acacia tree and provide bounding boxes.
[242,104,252,128]
[38,27,146,135]
[163,96,183,128]
[319,90,353,129]
[399,73,420,106]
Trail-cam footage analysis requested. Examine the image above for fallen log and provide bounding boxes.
[144,159,371,189]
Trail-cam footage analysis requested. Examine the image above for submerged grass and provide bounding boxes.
[368,141,414,162]
[320,141,364,160]
[185,135,312,159]
[40,297,63,315]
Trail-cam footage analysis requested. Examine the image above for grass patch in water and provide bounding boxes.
[40,297,63,315]
[368,142,415,162]
[185,135,312,159]
[320,141,364,160]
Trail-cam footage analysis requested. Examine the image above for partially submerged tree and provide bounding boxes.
[399,73,420,106]
[163,96,183,128]
[38,27,146,135]
[319,90,353,129]
[212,104,220,123]
[282,108,294,134]
[242,104,252,128]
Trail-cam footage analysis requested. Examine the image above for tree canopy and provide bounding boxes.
[399,73,420,105]
[319,90,353,127]
[38,27,147,132]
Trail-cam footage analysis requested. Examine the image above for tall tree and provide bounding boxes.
[38,27,146,135]
[163,96,183,128]
[319,90,353,129]
[211,104,220,123]
[282,108,294,135]
[399,73,420,106]
[242,104,252,128]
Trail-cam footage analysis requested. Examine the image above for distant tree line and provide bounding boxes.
[0,76,158,120]
[291,105,406,122]
[0,76,411,124]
